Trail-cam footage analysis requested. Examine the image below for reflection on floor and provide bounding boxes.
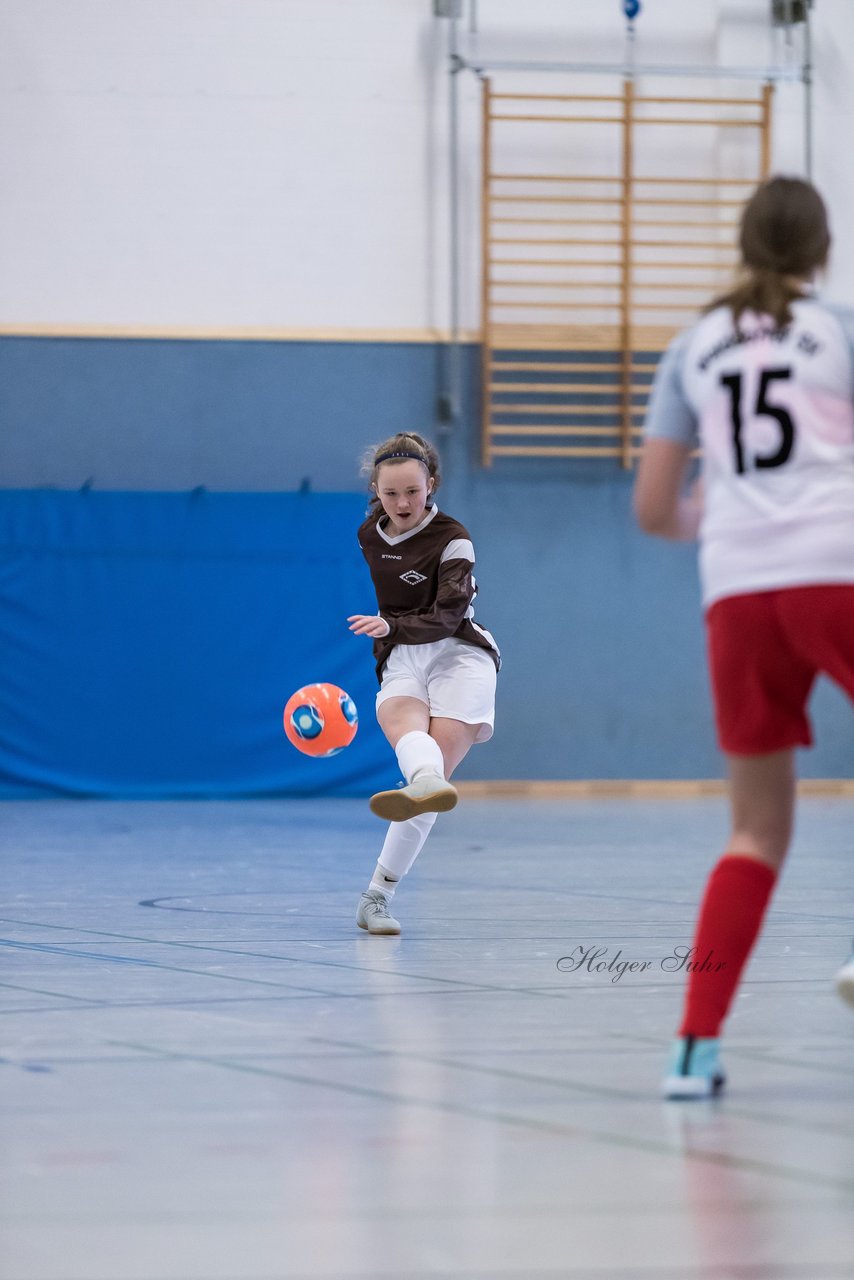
[2,797,853,1279]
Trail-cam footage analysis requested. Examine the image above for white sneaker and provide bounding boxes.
[356,890,401,936]
[837,952,854,1008]
[369,772,458,822]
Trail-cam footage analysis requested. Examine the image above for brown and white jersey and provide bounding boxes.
[357,504,500,683]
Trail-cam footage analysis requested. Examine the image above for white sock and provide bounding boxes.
[368,812,439,898]
[395,730,444,783]
[369,868,398,899]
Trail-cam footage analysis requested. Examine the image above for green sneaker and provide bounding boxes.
[663,1036,726,1100]
[356,890,401,936]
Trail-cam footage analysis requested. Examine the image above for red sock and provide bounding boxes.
[678,854,777,1038]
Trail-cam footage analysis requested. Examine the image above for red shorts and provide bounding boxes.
[706,584,854,756]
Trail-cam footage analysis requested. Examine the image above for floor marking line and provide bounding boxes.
[311,1035,852,1138]
[106,1038,854,1195]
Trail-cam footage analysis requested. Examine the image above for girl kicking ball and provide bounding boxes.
[348,432,500,935]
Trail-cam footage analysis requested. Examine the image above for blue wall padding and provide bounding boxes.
[1,336,851,788]
[0,490,399,797]
[0,336,441,492]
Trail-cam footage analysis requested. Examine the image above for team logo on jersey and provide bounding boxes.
[400,570,427,585]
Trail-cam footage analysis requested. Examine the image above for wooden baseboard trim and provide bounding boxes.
[0,323,673,347]
[0,324,481,344]
[455,779,854,798]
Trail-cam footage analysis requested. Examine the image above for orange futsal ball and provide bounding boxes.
[283,683,358,757]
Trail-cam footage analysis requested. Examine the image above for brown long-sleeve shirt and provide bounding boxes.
[357,505,500,684]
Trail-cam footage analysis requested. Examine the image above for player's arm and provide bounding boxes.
[634,331,701,541]
[827,304,854,404]
[634,439,700,541]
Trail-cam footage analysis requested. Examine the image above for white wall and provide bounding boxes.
[1,0,852,332]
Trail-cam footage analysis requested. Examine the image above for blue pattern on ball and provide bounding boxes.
[290,702,324,740]
[339,694,358,726]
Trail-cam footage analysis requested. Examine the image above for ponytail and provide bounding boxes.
[708,176,830,330]
[711,268,808,330]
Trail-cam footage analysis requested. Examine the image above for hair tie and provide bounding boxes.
[374,449,426,465]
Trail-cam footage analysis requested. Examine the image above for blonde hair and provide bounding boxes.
[361,432,441,509]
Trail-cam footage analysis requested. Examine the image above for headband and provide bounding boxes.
[374,449,428,465]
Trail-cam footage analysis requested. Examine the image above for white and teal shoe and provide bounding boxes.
[663,1036,726,1100]
[836,950,854,1008]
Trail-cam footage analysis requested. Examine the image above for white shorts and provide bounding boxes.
[376,638,497,743]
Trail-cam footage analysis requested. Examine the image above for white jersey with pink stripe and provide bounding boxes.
[644,297,854,607]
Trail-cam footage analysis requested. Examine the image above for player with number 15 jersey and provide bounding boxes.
[635,176,854,1101]
[645,294,854,607]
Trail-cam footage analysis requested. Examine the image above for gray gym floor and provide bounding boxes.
[2,796,853,1279]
